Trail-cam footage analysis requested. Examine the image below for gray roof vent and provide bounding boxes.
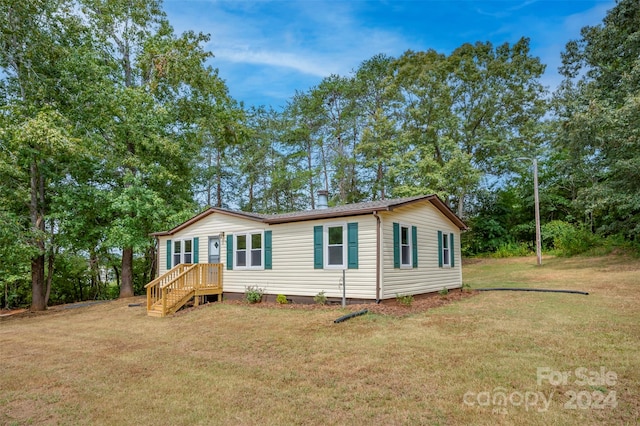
[317,190,329,209]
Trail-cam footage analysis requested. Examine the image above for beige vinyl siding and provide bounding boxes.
[381,201,462,299]
[158,213,262,276]
[157,212,378,299]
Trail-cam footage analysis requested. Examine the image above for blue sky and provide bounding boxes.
[163,0,615,110]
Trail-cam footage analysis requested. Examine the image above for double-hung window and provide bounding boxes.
[400,225,412,267]
[438,231,455,268]
[326,224,346,268]
[168,237,199,268]
[183,239,193,264]
[393,223,418,269]
[234,231,263,269]
[173,240,182,267]
[442,232,450,266]
[236,235,247,267]
[251,233,262,267]
[313,223,358,270]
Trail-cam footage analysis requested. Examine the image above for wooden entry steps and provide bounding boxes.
[145,263,223,317]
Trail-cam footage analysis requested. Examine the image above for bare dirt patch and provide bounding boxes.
[0,308,27,317]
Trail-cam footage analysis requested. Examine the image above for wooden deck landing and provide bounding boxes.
[145,263,222,317]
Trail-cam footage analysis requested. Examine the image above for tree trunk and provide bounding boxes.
[458,190,465,219]
[119,247,134,298]
[44,243,54,305]
[113,264,120,288]
[216,148,222,207]
[148,243,157,282]
[307,140,315,209]
[31,255,46,310]
[377,162,385,200]
[30,160,47,311]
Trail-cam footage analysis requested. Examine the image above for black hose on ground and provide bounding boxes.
[476,288,589,295]
[334,309,369,323]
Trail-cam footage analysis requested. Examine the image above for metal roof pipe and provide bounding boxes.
[317,190,329,209]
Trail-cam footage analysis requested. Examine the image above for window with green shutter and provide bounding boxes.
[438,231,443,267]
[166,239,172,269]
[411,226,418,268]
[313,226,323,269]
[393,222,400,268]
[394,223,417,268]
[450,233,455,267]
[226,234,233,270]
[347,223,358,269]
[314,223,358,269]
[438,231,453,268]
[193,237,199,263]
[265,230,272,269]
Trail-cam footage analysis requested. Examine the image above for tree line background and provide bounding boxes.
[1,0,638,310]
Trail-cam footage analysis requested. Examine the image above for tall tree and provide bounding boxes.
[284,90,325,208]
[0,0,89,310]
[354,54,401,200]
[447,38,547,216]
[556,0,640,238]
[80,0,215,297]
[313,75,361,204]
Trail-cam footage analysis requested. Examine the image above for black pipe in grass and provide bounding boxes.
[334,309,369,323]
[476,288,589,295]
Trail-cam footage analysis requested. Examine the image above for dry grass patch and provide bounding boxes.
[1,254,638,425]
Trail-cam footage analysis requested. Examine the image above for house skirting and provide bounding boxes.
[221,292,378,305]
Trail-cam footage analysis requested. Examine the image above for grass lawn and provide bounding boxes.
[1,255,638,425]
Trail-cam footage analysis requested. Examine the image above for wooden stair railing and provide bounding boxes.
[145,264,191,311]
[145,264,223,317]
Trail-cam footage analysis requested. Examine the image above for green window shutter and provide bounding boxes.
[393,222,400,268]
[313,226,323,269]
[193,237,199,264]
[450,233,455,267]
[412,226,418,268]
[226,234,233,270]
[438,231,443,267]
[347,222,358,269]
[166,239,172,270]
[265,230,272,270]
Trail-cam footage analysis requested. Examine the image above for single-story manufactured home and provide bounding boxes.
[146,193,467,315]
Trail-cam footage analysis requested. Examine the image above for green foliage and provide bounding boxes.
[552,225,604,257]
[542,220,576,251]
[245,286,264,304]
[276,294,288,305]
[313,291,327,305]
[556,0,640,240]
[395,294,414,306]
[439,288,449,296]
[492,242,532,258]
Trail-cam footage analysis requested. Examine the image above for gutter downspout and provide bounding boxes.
[373,211,381,303]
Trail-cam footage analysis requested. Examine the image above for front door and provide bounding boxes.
[208,236,221,263]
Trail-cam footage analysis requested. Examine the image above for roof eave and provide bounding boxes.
[264,207,392,224]
[427,196,469,230]
[150,207,266,237]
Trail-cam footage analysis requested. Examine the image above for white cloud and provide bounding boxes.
[164,0,616,108]
[212,47,339,77]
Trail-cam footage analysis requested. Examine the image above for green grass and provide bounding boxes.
[1,255,638,425]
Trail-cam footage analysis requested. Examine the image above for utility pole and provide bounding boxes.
[533,158,542,266]
[516,157,542,266]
